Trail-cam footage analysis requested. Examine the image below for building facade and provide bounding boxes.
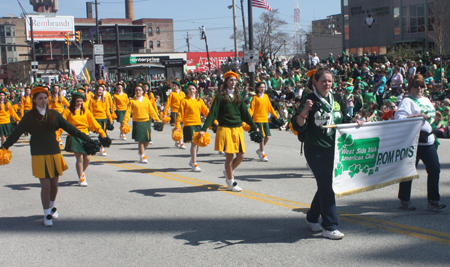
[0,14,29,65]
[341,0,450,56]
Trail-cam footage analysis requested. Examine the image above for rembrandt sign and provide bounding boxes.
[351,6,390,17]
[26,15,75,42]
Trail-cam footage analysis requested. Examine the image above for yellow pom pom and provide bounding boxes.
[242,122,251,132]
[120,124,131,134]
[289,122,298,136]
[162,116,171,124]
[0,148,12,165]
[172,127,183,141]
[192,132,211,147]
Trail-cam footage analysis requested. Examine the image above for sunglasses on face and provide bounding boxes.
[412,84,425,89]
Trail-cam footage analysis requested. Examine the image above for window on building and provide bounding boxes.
[379,46,387,55]
[8,58,12,63]
[428,3,434,32]
[402,5,425,34]
[417,4,425,32]
[372,46,379,55]
[344,15,349,40]
[11,27,15,37]
[402,6,410,34]
[394,7,400,35]
[13,58,17,62]
[343,0,348,6]
[5,28,11,36]
[357,47,363,56]
[0,27,4,37]
[149,41,153,49]
[148,27,152,35]
[157,41,160,47]
[156,27,160,34]
[7,46,12,51]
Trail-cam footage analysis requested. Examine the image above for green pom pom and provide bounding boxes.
[153,122,164,131]
[106,122,114,131]
[82,139,101,155]
[249,130,263,143]
[99,136,112,148]
[271,117,285,127]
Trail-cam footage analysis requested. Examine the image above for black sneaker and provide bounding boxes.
[427,201,446,211]
[399,200,416,211]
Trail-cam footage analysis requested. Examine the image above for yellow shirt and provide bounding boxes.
[0,102,21,124]
[104,91,113,111]
[112,92,130,111]
[248,94,279,123]
[88,97,112,121]
[145,92,158,114]
[21,96,33,111]
[176,96,209,127]
[48,95,70,114]
[85,91,95,102]
[123,97,160,124]
[164,90,186,115]
[62,108,106,137]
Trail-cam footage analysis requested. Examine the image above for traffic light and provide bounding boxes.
[75,31,81,44]
[64,34,70,45]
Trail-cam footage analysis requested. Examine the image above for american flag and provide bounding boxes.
[252,0,272,11]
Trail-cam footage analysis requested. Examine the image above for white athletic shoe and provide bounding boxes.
[100,149,107,156]
[260,152,269,162]
[322,229,345,240]
[175,141,180,147]
[140,155,148,164]
[192,163,201,172]
[51,207,59,219]
[225,178,242,192]
[79,174,88,187]
[179,143,186,149]
[149,141,153,145]
[44,214,53,227]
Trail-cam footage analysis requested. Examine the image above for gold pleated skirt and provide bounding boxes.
[31,153,68,178]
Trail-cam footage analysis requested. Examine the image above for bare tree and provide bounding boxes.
[428,0,450,67]
[6,61,29,84]
[231,9,290,60]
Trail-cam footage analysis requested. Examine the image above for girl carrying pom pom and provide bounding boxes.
[1,87,92,227]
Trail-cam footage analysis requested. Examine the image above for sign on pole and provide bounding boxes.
[95,55,104,65]
[244,50,259,63]
[93,44,104,55]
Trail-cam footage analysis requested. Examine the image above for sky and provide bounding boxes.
[1,0,341,53]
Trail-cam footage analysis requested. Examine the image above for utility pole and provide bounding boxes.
[247,0,255,89]
[115,24,121,81]
[186,32,190,52]
[95,0,101,81]
[30,16,37,82]
[232,0,238,59]
[240,0,247,50]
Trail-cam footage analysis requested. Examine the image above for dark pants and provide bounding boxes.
[376,93,384,109]
[304,144,339,231]
[398,144,441,201]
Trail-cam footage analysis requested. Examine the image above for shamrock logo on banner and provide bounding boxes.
[337,133,354,150]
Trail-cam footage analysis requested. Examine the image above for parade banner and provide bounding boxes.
[333,118,423,197]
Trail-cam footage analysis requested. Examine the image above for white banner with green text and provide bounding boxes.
[333,118,423,197]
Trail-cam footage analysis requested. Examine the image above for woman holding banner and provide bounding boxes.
[292,68,363,240]
[395,74,446,211]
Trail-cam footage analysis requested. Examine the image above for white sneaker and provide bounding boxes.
[140,155,148,164]
[192,163,201,172]
[79,174,88,187]
[179,143,186,149]
[226,178,242,192]
[223,170,235,180]
[322,229,345,240]
[100,149,107,156]
[259,151,269,162]
[51,207,59,219]
[149,141,153,145]
[305,218,323,232]
[175,141,180,147]
[256,149,262,157]
[123,136,127,141]
[218,151,226,156]
[44,214,53,227]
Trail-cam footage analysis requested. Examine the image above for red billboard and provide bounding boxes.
[186,52,244,72]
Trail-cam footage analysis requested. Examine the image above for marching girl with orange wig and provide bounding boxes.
[112,82,130,140]
[1,87,92,227]
[248,82,279,162]
[0,88,21,144]
[175,82,209,172]
[88,85,112,156]
[63,92,107,187]
[199,71,257,192]
[121,84,161,164]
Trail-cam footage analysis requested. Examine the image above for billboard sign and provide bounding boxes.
[26,15,75,42]
[186,52,244,72]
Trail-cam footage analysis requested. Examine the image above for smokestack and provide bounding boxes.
[86,2,93,19]
[125,0,134,20]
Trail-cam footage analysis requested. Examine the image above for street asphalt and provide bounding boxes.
[1,123,449,266]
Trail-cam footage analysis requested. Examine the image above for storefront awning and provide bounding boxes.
[117,64,165,70]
